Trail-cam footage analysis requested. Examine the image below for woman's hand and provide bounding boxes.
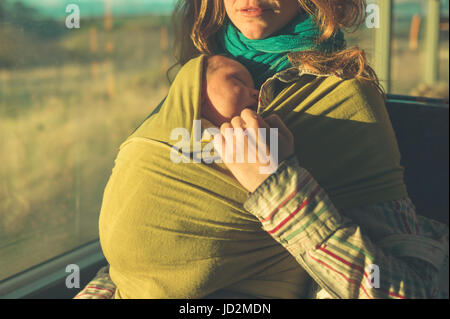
[213,108,295,193]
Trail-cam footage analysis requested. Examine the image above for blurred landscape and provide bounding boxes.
[0,0,449,281]
[0,0,174,280]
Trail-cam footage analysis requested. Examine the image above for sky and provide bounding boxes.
[10,0,178,17]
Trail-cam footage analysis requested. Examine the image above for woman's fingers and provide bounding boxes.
[212,109,296,192]
[239,109,273,154]
[215,109,295,167]
[240,108,270,130]
[230,115,246,129]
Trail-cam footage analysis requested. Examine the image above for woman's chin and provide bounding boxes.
[240,28,270,40]
[235,21,273,40]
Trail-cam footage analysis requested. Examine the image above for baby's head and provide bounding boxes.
[202,55,259,127]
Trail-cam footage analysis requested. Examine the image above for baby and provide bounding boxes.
[202,55,260,127]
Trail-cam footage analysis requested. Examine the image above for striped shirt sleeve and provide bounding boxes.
[74,266,116,299]
[244,155,449,299]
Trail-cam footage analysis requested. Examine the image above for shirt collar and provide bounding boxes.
[257,66,343,113]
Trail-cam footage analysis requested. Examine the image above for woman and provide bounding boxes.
[78,0,448,299]
[170,0,448,298]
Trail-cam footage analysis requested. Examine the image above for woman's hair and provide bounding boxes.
[172,0,384,97]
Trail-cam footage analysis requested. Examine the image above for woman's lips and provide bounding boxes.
[239,7,270,17]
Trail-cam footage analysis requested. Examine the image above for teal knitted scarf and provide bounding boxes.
[216,12,346,88]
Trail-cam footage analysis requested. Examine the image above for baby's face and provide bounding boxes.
[202,55,259,127]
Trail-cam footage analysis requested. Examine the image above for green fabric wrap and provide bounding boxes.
[99,55,408,299]
[99,56,311,299]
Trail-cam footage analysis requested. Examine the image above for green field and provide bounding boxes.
[0,14,172,280]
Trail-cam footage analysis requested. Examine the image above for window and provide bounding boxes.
[345,0,449,98]
[391,0,448,97]
[0,0,175,281]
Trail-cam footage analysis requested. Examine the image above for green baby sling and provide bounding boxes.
[99,56,312,298]
[99,54,407,298]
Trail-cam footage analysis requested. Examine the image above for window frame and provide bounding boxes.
[0,239,105,299]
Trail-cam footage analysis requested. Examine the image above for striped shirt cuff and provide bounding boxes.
[243,155,344,254]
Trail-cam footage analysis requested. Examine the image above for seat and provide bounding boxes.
[385,94,449,225]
